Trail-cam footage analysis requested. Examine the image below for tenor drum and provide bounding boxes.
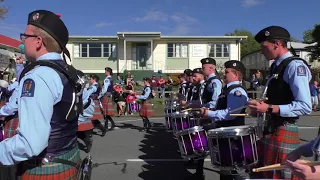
[175,126,209,159]
[207,125,258,171]
[128,101,140,113]
[170,111,197,133]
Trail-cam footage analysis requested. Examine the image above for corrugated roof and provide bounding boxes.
[0,34,21,49]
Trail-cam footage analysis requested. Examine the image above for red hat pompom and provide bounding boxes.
[56,14,61,18]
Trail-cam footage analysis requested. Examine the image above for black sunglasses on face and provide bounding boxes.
[20,33,37,41]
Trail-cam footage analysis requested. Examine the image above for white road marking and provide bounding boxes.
[298,127,319,129]
[126,158,211,162]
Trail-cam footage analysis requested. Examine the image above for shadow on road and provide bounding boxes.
[136,122,193,180]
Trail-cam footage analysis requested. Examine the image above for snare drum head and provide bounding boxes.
[208,125,255,137]
[171,111,190,118]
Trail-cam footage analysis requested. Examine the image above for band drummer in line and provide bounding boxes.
[194,60,248,180]
[248,26,312,180]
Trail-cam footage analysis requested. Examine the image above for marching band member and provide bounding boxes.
[0,56,24,118]
[188,60,248,180]
[190,68,206,105]
[285,136,320,180]
[178,73,188,97]
[184,69,194,102]
[77,70,96,153]
[134,77,154,132]
[248,26,312,180]
[200,57,222,109]
[98,67,116,131]
[0,10,81,178]
[89,74,107,136]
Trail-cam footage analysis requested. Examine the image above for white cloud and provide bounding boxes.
[132,10,168,22]
[241,0,263,8]
[95,22,113,28]
[132,10,199,35]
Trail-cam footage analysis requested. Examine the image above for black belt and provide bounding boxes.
[264,114,298,135]
[83,98,92,110]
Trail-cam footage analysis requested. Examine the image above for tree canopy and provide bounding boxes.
[0,0,8,20]
[303,24,320,44]
[305,24,320,61]
[225,29,260,57]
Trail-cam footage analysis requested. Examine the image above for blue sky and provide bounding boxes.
[0,0,319,41]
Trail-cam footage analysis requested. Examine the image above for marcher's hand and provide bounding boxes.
[200,107,208,118]
[285,147,303,162]
[248,99,268,113]
[286,159,320,180]
[16,56,24,64]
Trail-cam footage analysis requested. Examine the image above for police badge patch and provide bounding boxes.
[234,90,242,97]
[297,65,306,76]
[21,78,35,97]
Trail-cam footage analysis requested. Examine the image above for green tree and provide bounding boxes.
[0,0,8,20]
[225,29,260,57]
[305,24,320,61]
[303,24,320,44]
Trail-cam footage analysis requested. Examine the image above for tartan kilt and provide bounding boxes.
[91,99,104,120]
[4,117,19,139]
[139,100,154,117]
[101,95,115,116]
[78,120,94,131]
[256,124,300,180]
[0,100,5,108]
[17,146,81,180]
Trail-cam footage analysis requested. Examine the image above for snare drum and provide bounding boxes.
[171,111,197,133]
[164,114,173,131]
[207,125,258,171]
[175,126,209,159]
[128,101,140,112]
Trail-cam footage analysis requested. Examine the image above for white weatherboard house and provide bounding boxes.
[66,32,247,75]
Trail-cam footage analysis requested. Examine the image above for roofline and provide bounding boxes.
[160,36,248,40]
[69,36,118,39]
[69,35,248,40]
[0,43,19,50]
[241,48,311,60]
[117,32,161,35]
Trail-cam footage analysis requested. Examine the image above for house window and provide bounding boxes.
[81,43,88,57]
[103,43,117,58]
[167,43,188,58]
[88,43,102,57]
[73,43,117,58]
[208,43,230,58]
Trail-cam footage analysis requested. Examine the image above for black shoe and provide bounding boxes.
[101,128,107,137]
[184,173,205,180]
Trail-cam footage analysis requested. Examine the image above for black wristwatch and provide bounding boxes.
[268,104,273,114]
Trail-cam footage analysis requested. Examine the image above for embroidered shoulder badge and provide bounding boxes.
[234,90,242,97]
[297,65,306,76]
[21,78,35,97]
[212,82,217,88]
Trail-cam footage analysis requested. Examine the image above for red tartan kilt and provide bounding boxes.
[256,125,300,180]
[4,118,19,139]
[78,121,94,131]
[0,101,5,108]
[139,100,154,117]
[101,95,115,116]
[19,168,78,180]
[91,100,104,120]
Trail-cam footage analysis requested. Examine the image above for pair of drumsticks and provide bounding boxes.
[252,160,320,172]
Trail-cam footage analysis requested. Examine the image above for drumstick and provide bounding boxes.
[229,113,249,116]
[229,105,247,113]
[252,161,320,172]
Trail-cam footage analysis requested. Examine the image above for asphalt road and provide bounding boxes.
[80,113,320,180]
